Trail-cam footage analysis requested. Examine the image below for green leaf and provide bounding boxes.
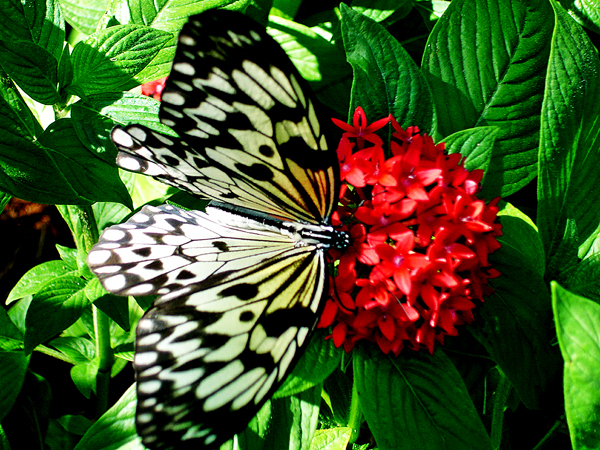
[275,329,341,398]
[58,43,74,89]
[422,0,553,197]
[553,283,600,450]
[0,424,10,450]
[538,3,600,265]
[113,342,134,363]
[0,68,44,139]
[0,307,29,422]
[0,0,65,60]
[350,0,411,23]
[50,336,96,365]
[38,119,132,207]
[73,383,142,450]
[471,202,560,409]
[71,25,172,96]
[309,428,352,450]
[0,349,30,422]
[267,16,351,117]
[61,0,109,35]
[0,80,94,204]
[559,0,600,34]
[6,297,32,337]
[265,384,321,450]
[237,400,272,450]
[7,260,79,304]
[46,416,84,449]
[92,199,132,235]
[0,303,22,342]
[129,0,239,30]
[57,244,79,268]
[340,4,435,137]
[24,276,90,354]
[0,192,9,213]
[71,92,175,165]
[0,40,60,105]
[71,358,99,398]
[57,414,93,436]
[444,126,499,177]
[354,345,491,450]
[323,368,352,425]
[87,278,131,332]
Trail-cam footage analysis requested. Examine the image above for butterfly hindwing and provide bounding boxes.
[88,204,327,449]
[112,10,339,224]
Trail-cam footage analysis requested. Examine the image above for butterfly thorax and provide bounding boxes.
[207,202,349,250]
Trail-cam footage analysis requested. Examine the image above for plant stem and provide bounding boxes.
[94,303,113,417]
[347,377,363,444]
[531,418,564,450]
[73,205,114,417]
[490,370,512,449]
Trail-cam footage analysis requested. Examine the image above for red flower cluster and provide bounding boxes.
[319,107,502,355]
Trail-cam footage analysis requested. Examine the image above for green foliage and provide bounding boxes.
[1,0,600,449]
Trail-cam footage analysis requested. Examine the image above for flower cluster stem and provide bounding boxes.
[347,379,363,444]
[490,370,512,449]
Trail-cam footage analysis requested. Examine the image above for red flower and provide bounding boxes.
[319,107,502,355]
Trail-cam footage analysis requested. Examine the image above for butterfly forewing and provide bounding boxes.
[112,10,339,224]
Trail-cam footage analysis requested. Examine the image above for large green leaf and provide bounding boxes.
[267,15,351,117]
[275,329,342,398]
[6,260,78,304]
[24,275,90,354]
[38,119,132,207]
[73,383,143,450]
[0,308,29,422]
[0,0,65,60]
[61,0,109,35]
[340,4,435,137]
[538,3,600,265]
[422,0,553,197]
[71,24,172,96]
[354,345,491,450]
[0,40,60,105]
[553,283,600,450]
[471,203,560,409]
[265,384,321,450]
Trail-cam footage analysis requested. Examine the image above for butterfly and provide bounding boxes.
[87,9,348,450]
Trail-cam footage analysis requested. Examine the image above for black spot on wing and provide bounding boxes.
[259,145,274,157]
[239,310,254,322]
[213,241,229,251]
[146,260,164,271]
[219,283,258,301]
[176,270,196,280]
[234,162,273,181]
[134,247,152,257]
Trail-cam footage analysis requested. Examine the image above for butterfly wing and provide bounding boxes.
[91,9,344,449]
[112,10,339,224]
[88,204,327,449]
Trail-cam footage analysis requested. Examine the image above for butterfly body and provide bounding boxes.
[88,9,346,450]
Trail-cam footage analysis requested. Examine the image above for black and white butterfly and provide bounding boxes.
[87,9,347,450]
